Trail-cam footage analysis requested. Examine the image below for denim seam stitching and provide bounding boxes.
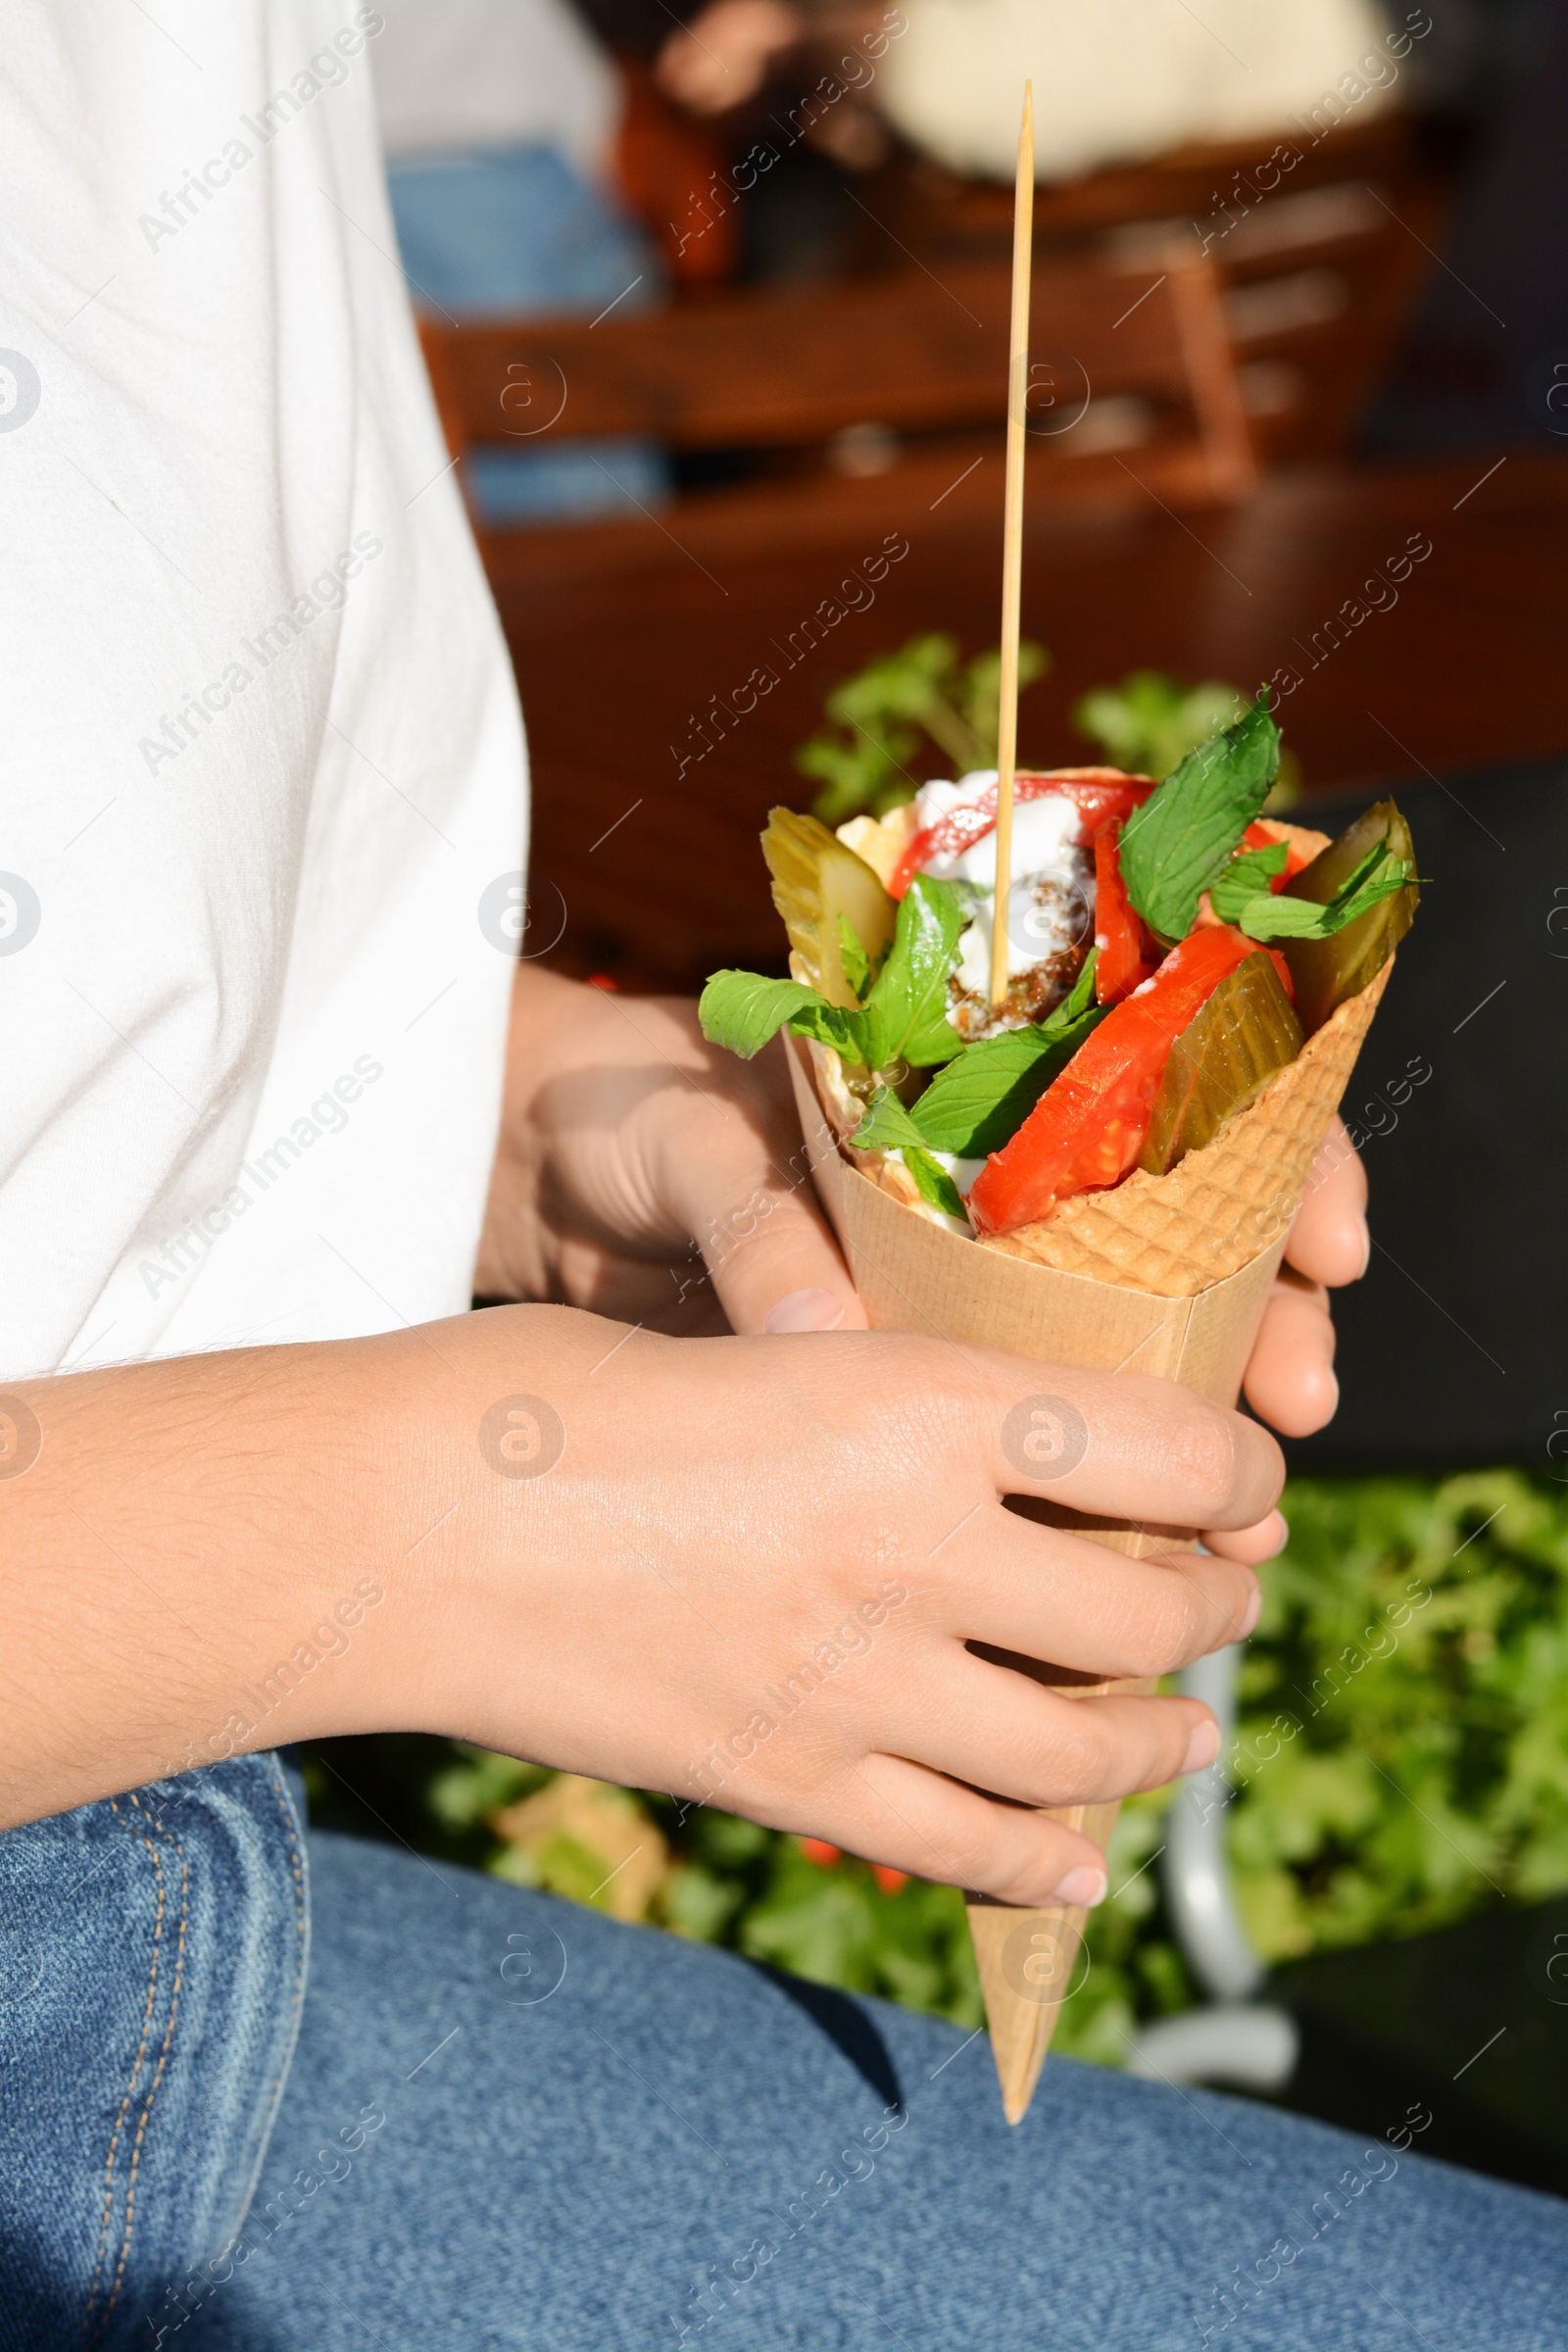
[98,1796,190,2333]
[261,1750,309,2130]
[216,1751,312,2271]
[79,1799,165,2344]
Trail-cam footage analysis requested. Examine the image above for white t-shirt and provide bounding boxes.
[0,2,524,1383]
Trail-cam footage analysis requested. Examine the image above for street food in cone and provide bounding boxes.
[701,694,1416,2122]
[701,695,1418,1266]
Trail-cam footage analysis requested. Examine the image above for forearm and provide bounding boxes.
[0,1306,578,1828]
[1,1285,1285,1905]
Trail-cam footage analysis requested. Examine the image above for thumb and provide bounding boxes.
[646,1022,869,1337]
[700,1179,870,1336]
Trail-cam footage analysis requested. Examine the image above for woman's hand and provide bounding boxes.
[1241,1120,1368,1440]
[477,964,871,1341]
[10,965,1300,1874]
[4,1295,1276,1896]
[478,965,1368,1563]
[428,1305,1282,1909]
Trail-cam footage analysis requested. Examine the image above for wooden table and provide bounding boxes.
[498,451,1567,988]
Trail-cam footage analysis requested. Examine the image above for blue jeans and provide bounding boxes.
[2,1759,1562,2350]
[385,141,670,526]
[0,1755,307,2352]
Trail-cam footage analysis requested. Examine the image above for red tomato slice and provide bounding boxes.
[1093,827,1158,1004]
[889,768,1153,901]
[967,924,1262,1236]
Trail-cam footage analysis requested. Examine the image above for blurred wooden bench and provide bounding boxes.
[419,245,1253,596]
[887,112,1447,461]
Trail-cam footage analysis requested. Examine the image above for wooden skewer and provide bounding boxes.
[989,82,1034,1013]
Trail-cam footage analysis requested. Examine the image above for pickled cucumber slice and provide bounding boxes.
[761,808,897,1010]
[1282,798,1418,1035]
[1139,951,1302,1175]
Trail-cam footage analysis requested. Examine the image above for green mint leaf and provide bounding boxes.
[909,1002,1108,1156]
[1118,692,1281,943]
[797,730,905,828]
[848,1086,925,1152]
[1327,836,1402,905]
[1233,850,1413,944]
[837,913,873,1002]
[1208,839,1290,924]
[1310,852,1415,934]
[1226,894,1333,940]
[786,1001,871,1059]
[903,1146,966,1219]
[699,972,826,1058]
[699,971,869,1063]
[1072,668,1246,781]
[849,1089,967,1214]
[861,874,968,1069]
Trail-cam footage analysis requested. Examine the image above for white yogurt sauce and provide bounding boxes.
[913,772,1091,1004]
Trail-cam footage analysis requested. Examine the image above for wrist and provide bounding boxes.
[367,1302,626,1749]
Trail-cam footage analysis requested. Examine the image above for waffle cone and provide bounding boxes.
[782,950,1391,2121]
[990,956,1392,1295]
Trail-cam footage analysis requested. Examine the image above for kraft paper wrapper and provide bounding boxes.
[782,954,1389,2122]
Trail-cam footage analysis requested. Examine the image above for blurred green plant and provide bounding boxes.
[793,645,1301,827]
[1227,1470,1568,1962]
[1072,667,1302,808]
[300,1472,1568,2065]
[794,633,1050,824]
[1071,668,1247,782]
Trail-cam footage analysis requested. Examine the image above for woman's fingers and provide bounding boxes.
[834,1750,1114,1909]
[1286,1115,1369,1287]
[703,1184,870,1337]
[1244,1269,1338,1436]
[650,1037,869,1337]
[1233,1115,1364,1433]
[960,1353,1284,1533]
[897,1651,1218,1814]
[648,1056,868,1338]
[1200,1507,1290,1567]
[946,1507,1260,1676]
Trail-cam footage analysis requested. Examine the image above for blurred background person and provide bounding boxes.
[654,0,1411,279]
[657,0,1399,181]
[373,0,670,521]
[650,0,1563,455]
